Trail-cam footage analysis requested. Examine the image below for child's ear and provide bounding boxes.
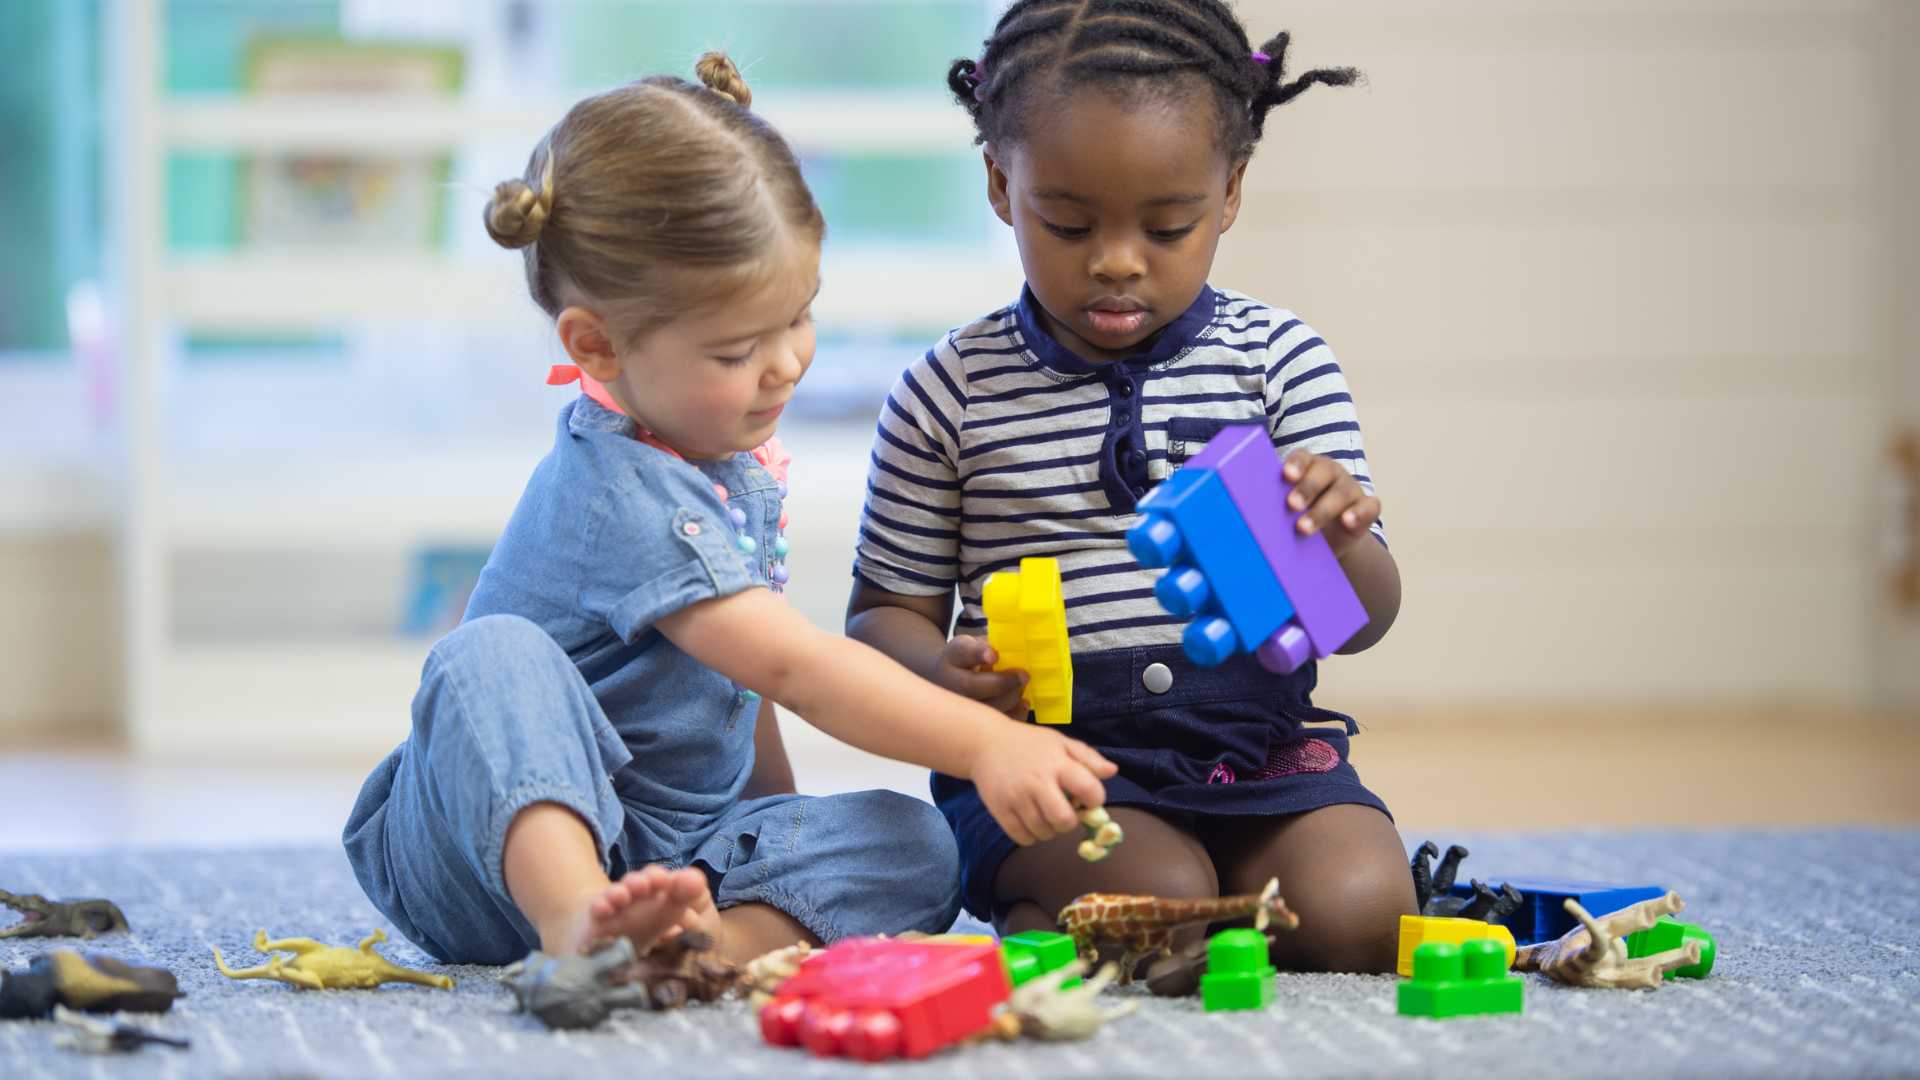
[982,147,1015,227]
[1219,159,1250,234]
[556,307,622,383]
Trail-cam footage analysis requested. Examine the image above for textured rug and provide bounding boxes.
[2,829,1917,1079]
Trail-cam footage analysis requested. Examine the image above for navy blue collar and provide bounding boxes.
[1013,283,1219,376]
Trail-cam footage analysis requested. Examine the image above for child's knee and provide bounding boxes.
[857,792,962,931]
[410,614,611,766]
[1283,858,1416,974]
[424,614,569,696]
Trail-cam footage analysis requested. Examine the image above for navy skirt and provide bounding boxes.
[933,644,1391,920]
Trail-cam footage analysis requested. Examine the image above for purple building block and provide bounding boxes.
[1186,425,1369,672]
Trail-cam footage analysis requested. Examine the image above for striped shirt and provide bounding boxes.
[854,284,1383,656]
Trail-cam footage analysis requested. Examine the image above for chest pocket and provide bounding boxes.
[1160,415,1263,479]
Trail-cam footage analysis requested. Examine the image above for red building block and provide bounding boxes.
[758,938,1011,1061]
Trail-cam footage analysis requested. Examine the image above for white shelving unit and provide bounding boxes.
[112,0,1021,759]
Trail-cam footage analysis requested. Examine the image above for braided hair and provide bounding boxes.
[947,0,1359,161]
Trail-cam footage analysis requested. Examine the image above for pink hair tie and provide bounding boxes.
[1252,50,1271,64]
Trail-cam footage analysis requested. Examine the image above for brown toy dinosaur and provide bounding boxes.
[1057,876,1298,981]
[0,889,129,940]
[213,929,453,991]
[1514,891,1702,989]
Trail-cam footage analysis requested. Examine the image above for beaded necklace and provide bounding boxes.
[548,364,792,597]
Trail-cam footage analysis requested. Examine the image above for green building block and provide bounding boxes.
[1200,929,1276,1012]
[1397,940,1523,1019]
[1002,930,1079,989]
[1625,916,1716,979]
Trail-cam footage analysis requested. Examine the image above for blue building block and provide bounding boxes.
[1448,876,1667,946]
[1127,468,1296,667]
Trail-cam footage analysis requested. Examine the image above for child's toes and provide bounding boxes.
[621,865,671,899]
[664,868,708,903]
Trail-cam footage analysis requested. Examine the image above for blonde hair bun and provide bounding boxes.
[695,51,753,109]
[484,170,552,250]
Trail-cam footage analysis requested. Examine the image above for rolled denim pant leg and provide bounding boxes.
[693,789,962,942]
[343,614,633,964]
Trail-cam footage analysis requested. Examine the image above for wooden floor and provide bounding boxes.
[0,709,1913,853]
[1350,707,1920,829]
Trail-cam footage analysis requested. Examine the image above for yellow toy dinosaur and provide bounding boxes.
[212,929,453,991]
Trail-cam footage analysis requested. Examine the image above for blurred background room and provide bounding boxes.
[1,0,1915,852]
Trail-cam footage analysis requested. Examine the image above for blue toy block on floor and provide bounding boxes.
[1448,876,1667,946]
[1127,468,1296,667]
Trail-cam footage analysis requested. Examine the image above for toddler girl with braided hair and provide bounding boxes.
[848,2,1417,977]
[345,52,1116,968]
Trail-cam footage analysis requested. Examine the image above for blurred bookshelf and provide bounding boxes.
[100,0,1020,757]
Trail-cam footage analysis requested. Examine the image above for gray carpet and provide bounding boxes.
[2,829,1917,1079]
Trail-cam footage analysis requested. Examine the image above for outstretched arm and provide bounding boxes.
[660,588,991,779]
[659,587,1115,845]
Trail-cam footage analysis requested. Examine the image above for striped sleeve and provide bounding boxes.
[853,342,968,596]
[1261,315,1387,541]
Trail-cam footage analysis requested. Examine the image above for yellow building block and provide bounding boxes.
[982,557,1074,725]
[1397,915,1517,977]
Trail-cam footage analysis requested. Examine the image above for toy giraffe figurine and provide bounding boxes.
[213,929,453,991]
[1514,892,1701,990]
[1057,877,1298,980]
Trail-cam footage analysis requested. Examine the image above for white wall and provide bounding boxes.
[1,0,1914,745]
[1215,0,1905,710]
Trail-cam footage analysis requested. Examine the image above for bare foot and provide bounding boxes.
[541,865,719,957]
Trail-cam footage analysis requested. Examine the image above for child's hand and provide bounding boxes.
[969,723,1116,846]
[1281,449,1381,558]
[927,635,1030,720]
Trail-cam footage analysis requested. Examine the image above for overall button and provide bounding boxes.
[1126,450,1146,468]
[1117,381,1134,397]
[1142,663,1174,694]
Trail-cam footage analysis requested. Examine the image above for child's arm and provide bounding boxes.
[657,587,1114,845]
[845,582,1029,718]
[742,699,796,798]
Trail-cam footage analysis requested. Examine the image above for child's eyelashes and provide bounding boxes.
[1037,220,1200,243]
[712,349,755,366]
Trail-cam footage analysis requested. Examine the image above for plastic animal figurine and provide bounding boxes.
[1141,936,1211,997]
[1410,842,1522,922]
[504,931,736,1029]
[1076,805,1124,863]
[1057,876,1298,981]
[738,940,813,1008]
[52,1006,190,1053]
[212,929,453,991]
[0,951,183,1018]
[0,888,129,939]
[989,959,1135,1042]
[1514,892,1702,989]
